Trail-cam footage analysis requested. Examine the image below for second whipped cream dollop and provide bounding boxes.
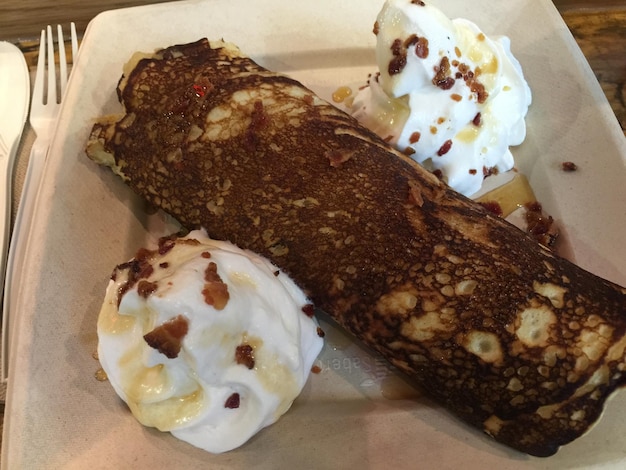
[350,0,532,197]
[97,230,324,453]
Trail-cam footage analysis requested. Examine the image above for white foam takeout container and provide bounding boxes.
[3,0,626,468]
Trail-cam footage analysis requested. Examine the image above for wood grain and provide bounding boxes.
[561,8,626,133]
[0,0,177,41]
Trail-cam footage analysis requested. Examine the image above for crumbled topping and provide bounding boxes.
[143,314,189,359]
[483,166,498,178]
[224,393,240,409]
[409,131,421,144]
[561,161,578,172]
[472,112,482,126]
[468,77,488,103]
[526,202,559,248]
[414,37,429,59]
[388,39,407,76]
[302,304,315,318]
[202,261,230,309]
[316,327,325,338]
[432,57,455,90]
[404,34,429,60]
[437,139,453,156]
[137,280,158,298]
[235,344,255,369]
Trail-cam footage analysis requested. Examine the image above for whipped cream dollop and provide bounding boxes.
[350,0,531,196]
[97,230,324,453]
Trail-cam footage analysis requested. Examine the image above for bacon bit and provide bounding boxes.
[432,169,444,180]
[562,161,578,172]
[411,0,425,5]
[143,315,189,359]
[469,78,488,103]
[469,169,477,175]
[316,327,325,338]
[472,112,482,127]
[202,262,230,310]
[373,21,380,35]
[273,270,280,277]
[235,344,255,369]
[432,57,455,90]
[311,365,322,374]
[436,77,455,90]
[526,202,559,247]
[479,201,503,217]
[159,262,169,269]
[404,147,416,156]
[115,257,155,307]
[437,139,453,156]
[224,393,240,409]
[451,93,462,102]
[326,149,355,168]
[404,34,418,48]
[404,35,429,60]
[201,251,212,258]
[157,238,176,256]
[414,37,429,59]
[303,94,314,105]
[483,166,499,178]
[407,181,424,207]
[137,280,158,298]
[409,131,421,144]
[192,84,205,97]
[302,304,315,318]
[388,38,407,76]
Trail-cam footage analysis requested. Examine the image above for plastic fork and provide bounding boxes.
[1,23,79,383]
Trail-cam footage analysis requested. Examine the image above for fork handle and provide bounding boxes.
[1,141,48,381]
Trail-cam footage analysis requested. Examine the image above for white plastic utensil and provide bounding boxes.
[0,41,29,385]
[0,24,78,384]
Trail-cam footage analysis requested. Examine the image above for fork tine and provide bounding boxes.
[70,22,78,61]
[33,29,46,106]
[57,25,68,97]
[45,25,56,105]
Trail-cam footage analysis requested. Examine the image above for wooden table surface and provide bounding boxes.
[0,0,625,458]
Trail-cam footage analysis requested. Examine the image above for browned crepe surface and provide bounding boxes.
[86,38,626,457]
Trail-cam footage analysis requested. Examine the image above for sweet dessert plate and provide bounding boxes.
[2,0,626,468]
